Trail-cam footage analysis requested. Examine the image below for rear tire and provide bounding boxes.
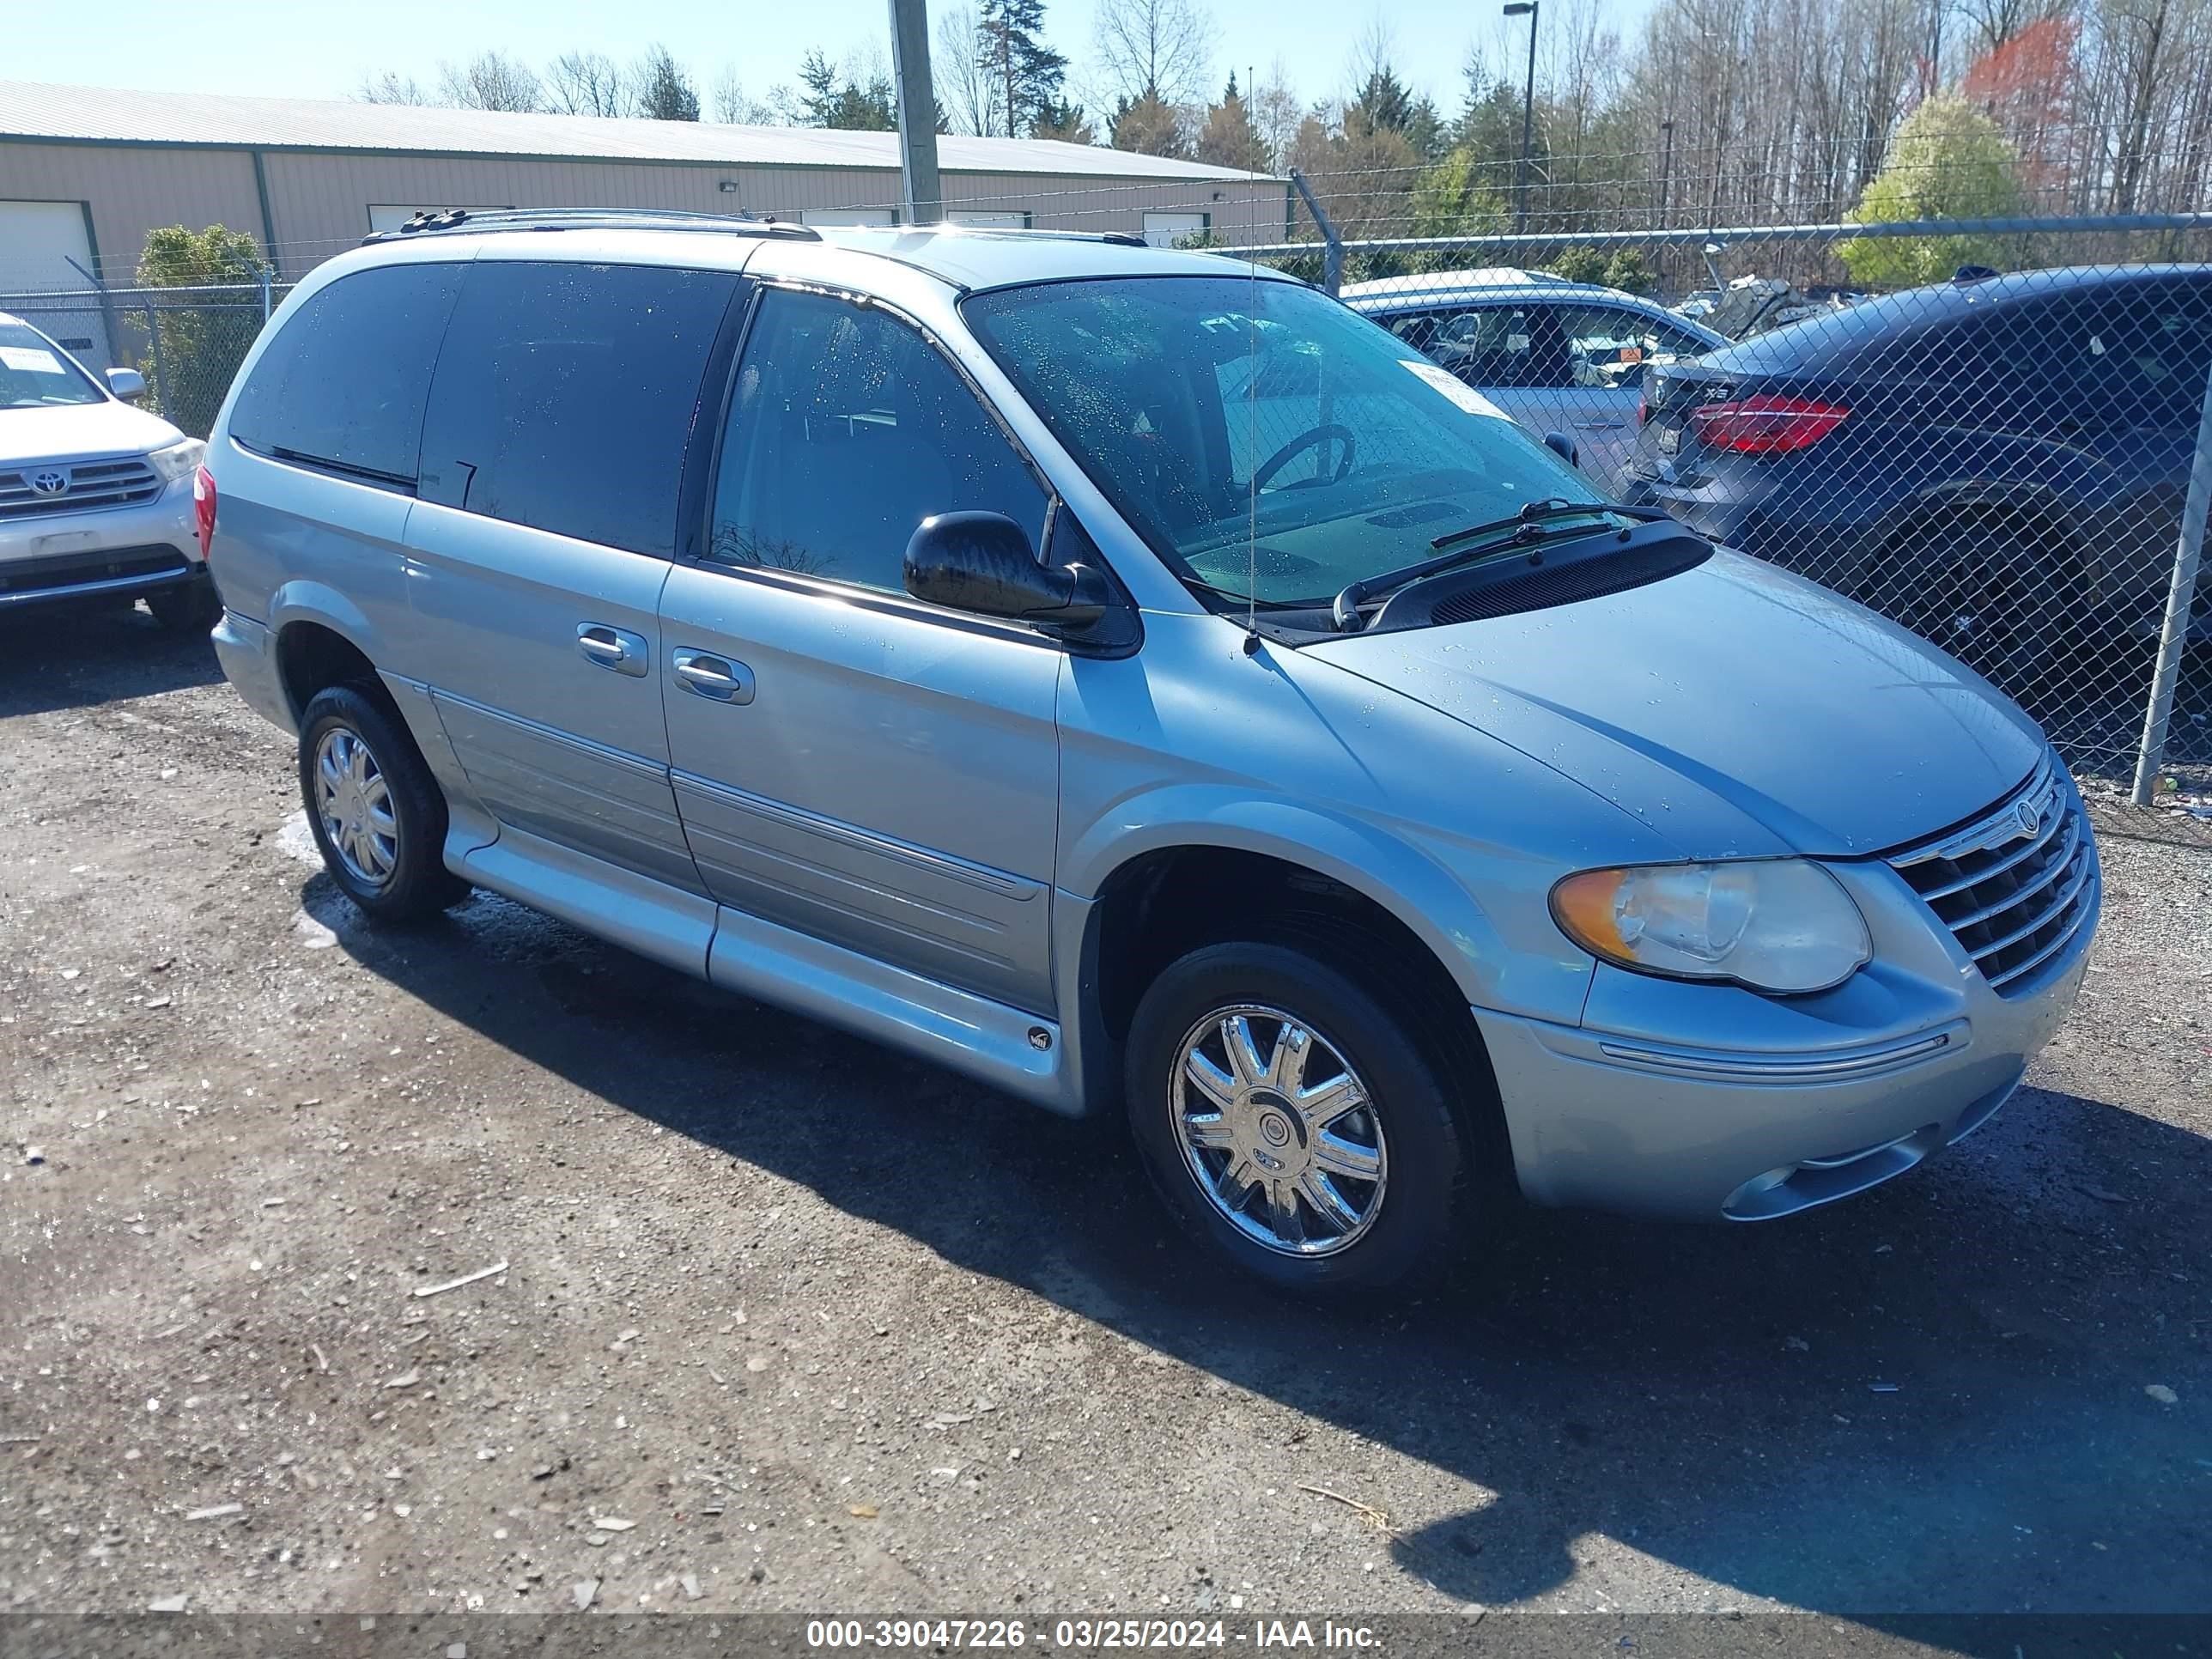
[1124,941,1467,1297]
[1868,521,2064,693]
[147,579,221,633]
[297,684,469,922]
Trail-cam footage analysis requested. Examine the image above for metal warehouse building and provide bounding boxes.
[0,79,1287,356]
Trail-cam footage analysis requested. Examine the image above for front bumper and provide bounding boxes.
[0,477,201,608]
[1476,842,2099,1221]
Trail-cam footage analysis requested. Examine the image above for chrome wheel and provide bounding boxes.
[1170,1004,1389,1257]
[313,726,398,888]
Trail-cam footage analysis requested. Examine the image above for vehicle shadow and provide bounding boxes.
[0,602,223,716]
[311,876,2211,1623]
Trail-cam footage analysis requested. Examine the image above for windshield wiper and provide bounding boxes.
[1329,500,1673,631]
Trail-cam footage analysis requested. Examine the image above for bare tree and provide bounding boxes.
[1960,0,2076,51]
[936,3,1002,134]
[357,70,430,106]
[1249,58,1304,169]
[435,51,544,112]
[1091,0,1216,111]
[547,52,631,118]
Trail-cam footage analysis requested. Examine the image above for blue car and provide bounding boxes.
[1623,264,2212,690]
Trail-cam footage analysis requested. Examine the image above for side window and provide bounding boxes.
[228,262,465,483]
[2064,285,2212,424]
[416,260,739,556]
[708,290,1049,594]
[1389,307,1540,386]
[1554,305,1712,388]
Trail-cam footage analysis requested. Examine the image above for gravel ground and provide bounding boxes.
[3,608,2208,1624]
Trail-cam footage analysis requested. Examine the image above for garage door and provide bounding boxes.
[0,201,111,368]
[1141,210,1210,247]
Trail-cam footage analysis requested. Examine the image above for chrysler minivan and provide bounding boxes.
[202,212,2098,1292]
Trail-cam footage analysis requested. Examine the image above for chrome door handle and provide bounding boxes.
[577,623,648,678]
[672,648,755,705]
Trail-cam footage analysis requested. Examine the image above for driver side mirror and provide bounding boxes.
[1544,430,1580,468]
[904,512,1110,633]
[106,367,147,401]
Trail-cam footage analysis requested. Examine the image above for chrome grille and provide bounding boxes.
[0,455,163,521]
[1888,755,2098,997]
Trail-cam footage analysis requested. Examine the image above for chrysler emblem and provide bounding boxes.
[28,469,69,496]
[2014,799,2041,839]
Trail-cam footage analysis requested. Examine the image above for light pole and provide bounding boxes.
[1504,1,1539,235]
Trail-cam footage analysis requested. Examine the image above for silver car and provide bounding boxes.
[1,311,216,629]
[1340,268,1726,493]
[203,212,2097,1294]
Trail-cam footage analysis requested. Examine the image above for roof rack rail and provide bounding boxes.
[895,223,1151,249]
[362,207,821,245]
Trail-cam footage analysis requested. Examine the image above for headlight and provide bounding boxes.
[1551,859,1870,994]
[145,437,205,483]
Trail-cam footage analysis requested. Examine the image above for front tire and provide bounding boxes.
[1124,942,1467,1296]
[297,684,469,922]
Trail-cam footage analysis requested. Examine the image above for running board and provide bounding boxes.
[708,904,1070,1112]
[448,823,1071,1113]
[454,824,715,979]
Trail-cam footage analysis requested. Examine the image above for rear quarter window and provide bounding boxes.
[228,262,465,483]
[415,260,739,556]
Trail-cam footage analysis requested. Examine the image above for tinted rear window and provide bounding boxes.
[228,262,465,482]
[416,260,738,556]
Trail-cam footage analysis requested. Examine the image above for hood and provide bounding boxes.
[0,398,184,467]
[1306,550,2045,860]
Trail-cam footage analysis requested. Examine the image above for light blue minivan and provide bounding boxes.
[202,212,2097,1293]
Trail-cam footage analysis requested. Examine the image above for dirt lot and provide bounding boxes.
[3,609,2209,1626]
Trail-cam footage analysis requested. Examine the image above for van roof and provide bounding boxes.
[360,210,1309,295]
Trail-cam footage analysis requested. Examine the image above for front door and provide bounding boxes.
[402,257,743,892]
[659,287,1065,1014]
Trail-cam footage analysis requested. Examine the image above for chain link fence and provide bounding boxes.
[0,279,286,441]
[9,186,2206,833]
[1209,199,2212,832]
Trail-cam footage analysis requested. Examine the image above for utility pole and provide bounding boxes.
[1504,1,1540,235]
[886,0,942,224]
[1657,117,1676,227]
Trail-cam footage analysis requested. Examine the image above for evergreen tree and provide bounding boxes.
[977,0,1068,138]
[635,46,700,121]
[1112,90,1188,156]
[798,49,896,130]
[1030,95,1096,143]
[1196,73,1269,171]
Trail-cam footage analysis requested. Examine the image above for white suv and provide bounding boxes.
[0,312,216,629]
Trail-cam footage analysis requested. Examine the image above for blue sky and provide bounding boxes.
[7,0,1642,118]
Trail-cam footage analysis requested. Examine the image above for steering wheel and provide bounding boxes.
[1251,423,1357,492]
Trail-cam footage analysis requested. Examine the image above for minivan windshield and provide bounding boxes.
[0,323,105,410]
[962,275,1606,608]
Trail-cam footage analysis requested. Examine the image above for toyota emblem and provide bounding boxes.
[2014,799,2041,839]
[28,469,69,496]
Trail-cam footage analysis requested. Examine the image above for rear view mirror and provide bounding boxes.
[904,512,1109,633]
[106,367,147,401]
[1544,430,1580,468]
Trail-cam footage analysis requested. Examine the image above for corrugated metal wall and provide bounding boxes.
[2,140,1290,285]
[2,142,264,288]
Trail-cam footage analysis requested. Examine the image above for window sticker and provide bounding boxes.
[0,346,65,374]
[1401,358,1508,419]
